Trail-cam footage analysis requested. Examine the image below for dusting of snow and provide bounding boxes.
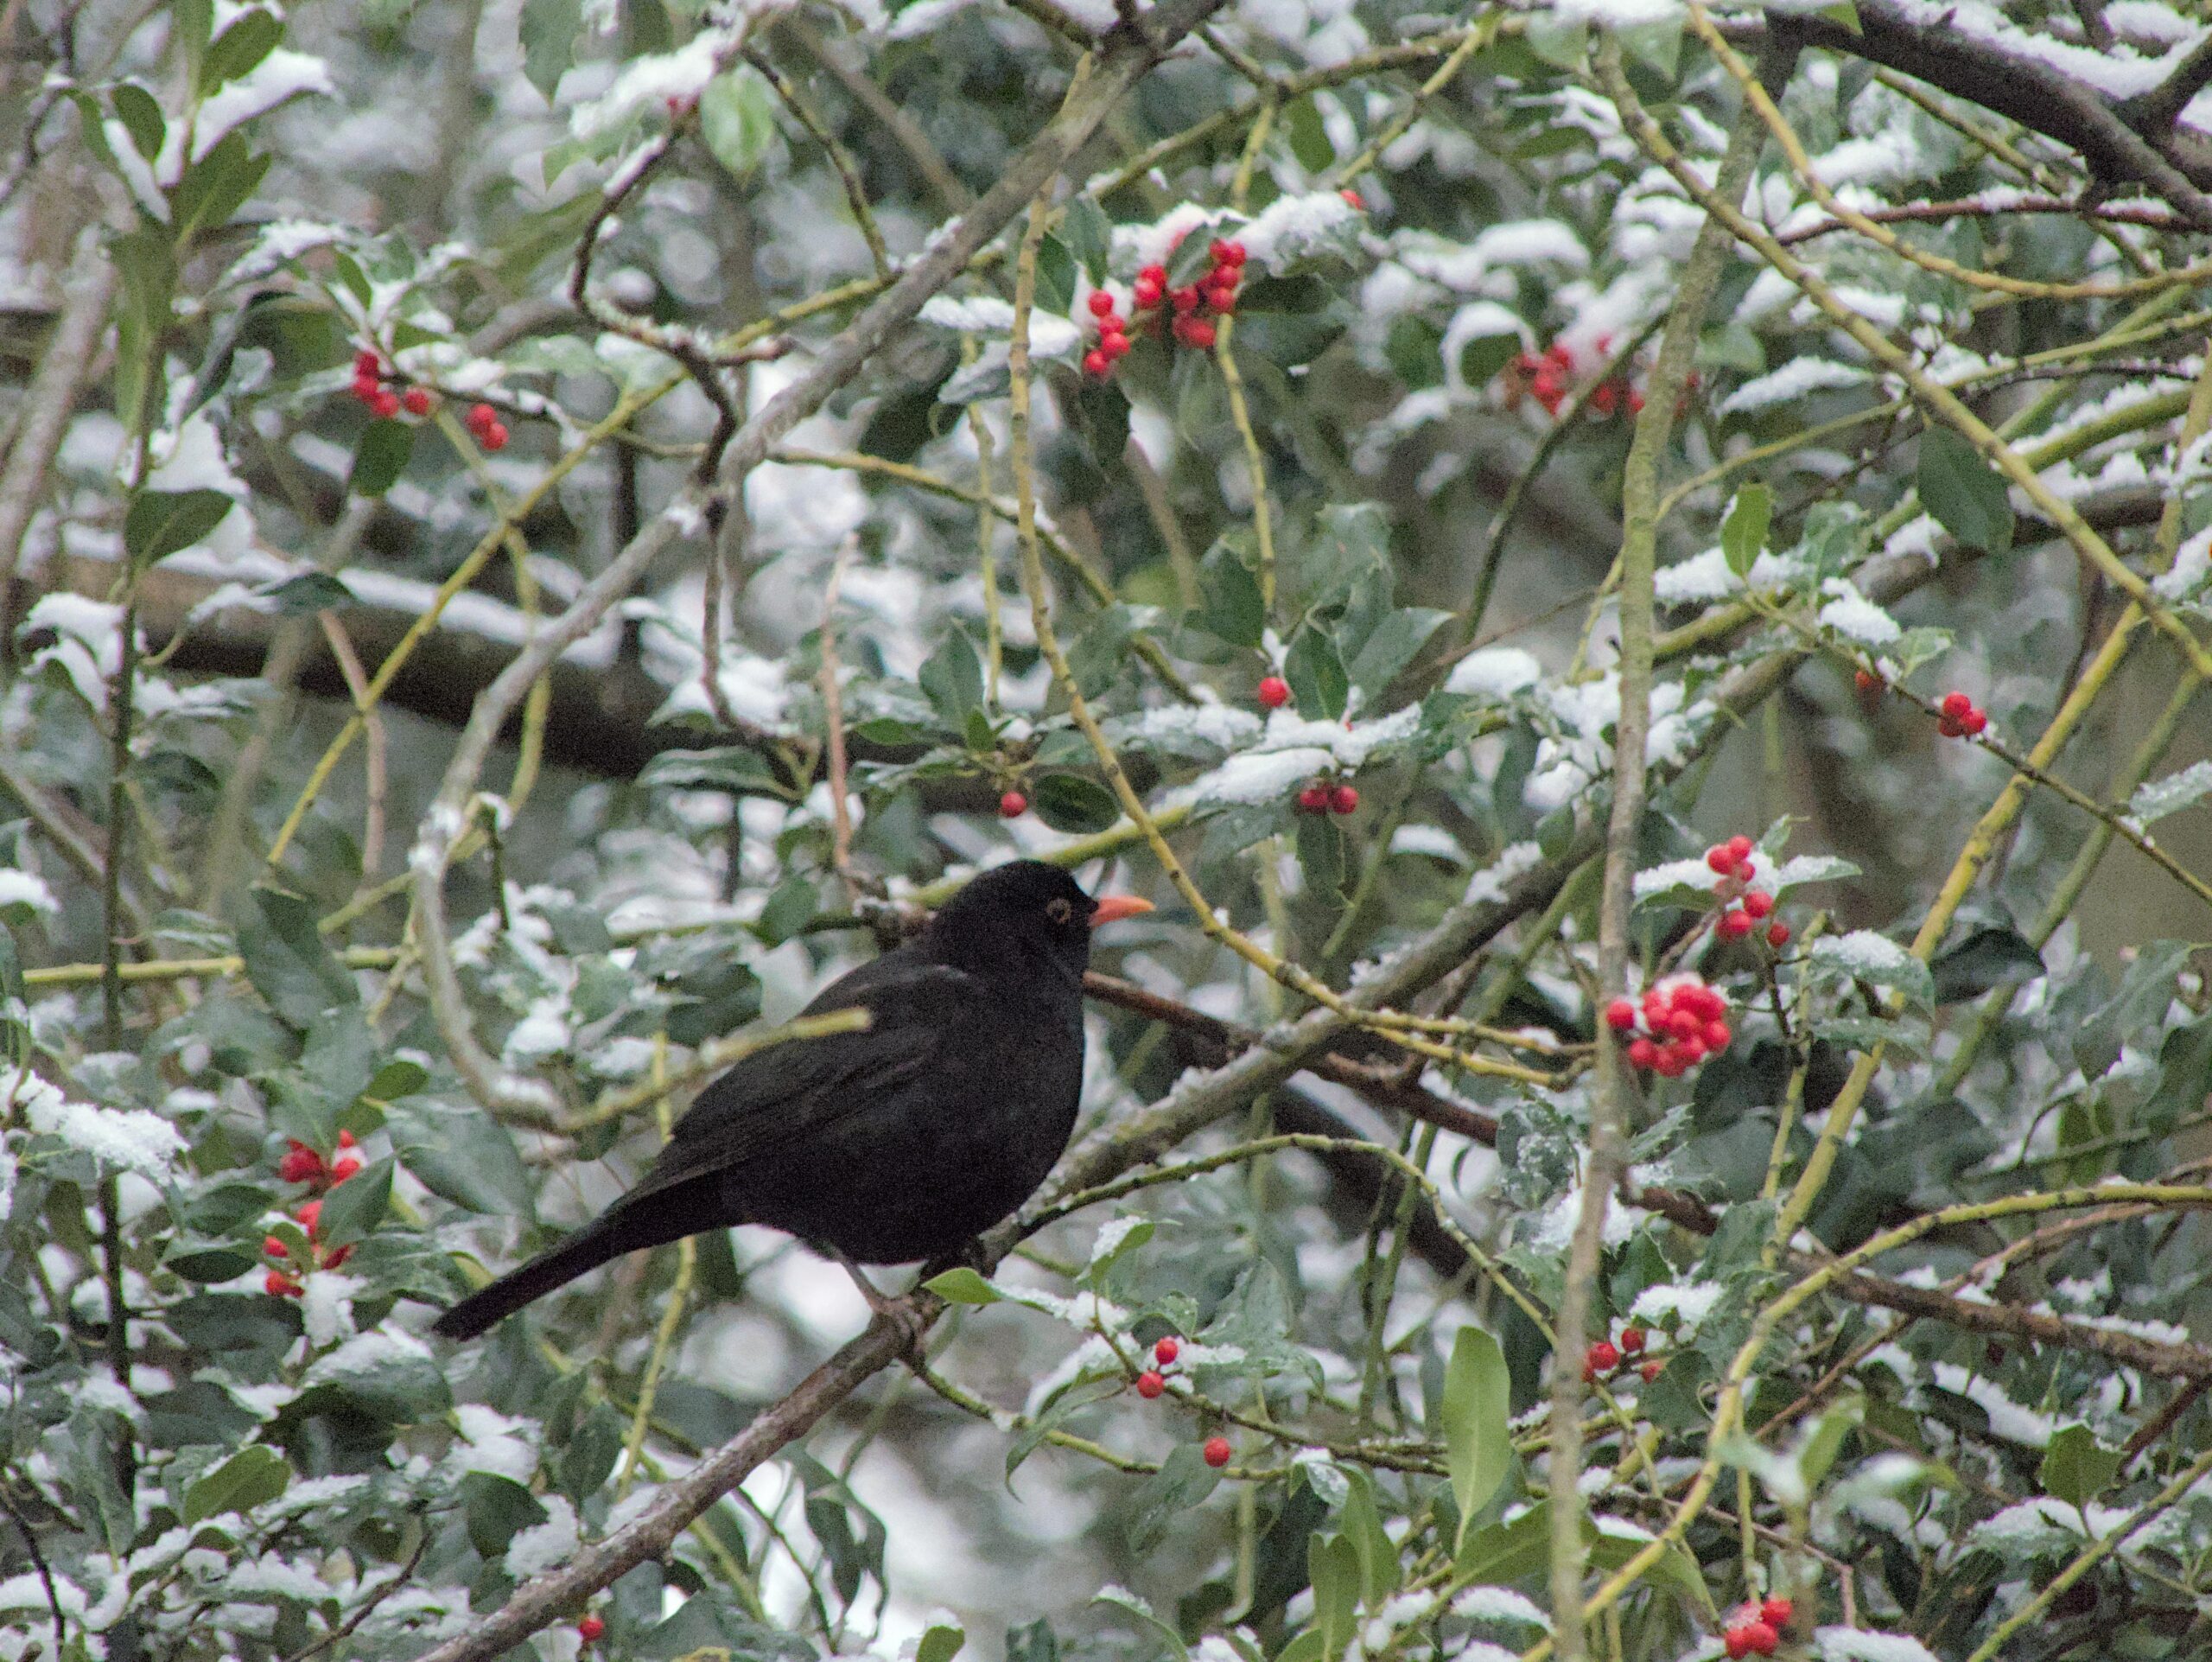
[2156,526,2210,602]
[0,869,59,920]
[1465,840,1545,907]
[1718,358,1872,417]
[7,1065,188,1178]
[1816,578,1901,646]
[506,1495,583,1579]
[1236,191,1363,271]
[1452,1586,1548,1627]
[1815,1628,1940,1662]
[1655,546,1741,604]
[1628,1279,1725,1335]
[1812,929,1913,978]
[1446,647,1542,698]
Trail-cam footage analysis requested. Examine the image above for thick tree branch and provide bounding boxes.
[1734,2,2212,230]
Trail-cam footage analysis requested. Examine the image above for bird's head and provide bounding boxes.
[924,860,1154,981]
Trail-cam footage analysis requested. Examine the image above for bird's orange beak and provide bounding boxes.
[1090,894,1155,928]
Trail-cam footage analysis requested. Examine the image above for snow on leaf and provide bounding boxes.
[1445,646,1542,697]
[1654,546,1741,604]
[2132,761,2212,825]
[1717,358,1872,417]
[1815,1628,1941,1662]
[7,1065,188,1178]
[1816,578,1902,646]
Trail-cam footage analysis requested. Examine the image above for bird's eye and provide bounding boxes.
[1046,896,1075,926]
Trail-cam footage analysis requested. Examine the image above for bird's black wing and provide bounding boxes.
[609,954,977,1206]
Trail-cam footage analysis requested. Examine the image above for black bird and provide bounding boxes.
[432,862,1153,1340]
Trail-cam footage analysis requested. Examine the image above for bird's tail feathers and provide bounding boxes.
[432,1186,712,1340]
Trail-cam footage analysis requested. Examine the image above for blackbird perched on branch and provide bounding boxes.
[432,861,1153,1339]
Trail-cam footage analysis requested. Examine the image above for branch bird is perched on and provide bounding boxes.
[433,862,1154,1340]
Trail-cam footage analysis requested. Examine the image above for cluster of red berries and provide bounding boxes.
[1134,1333,1180,1398]
[463,399,510,453]
[1082,239,1247,378]
[999,789,1028,819]
[277,1128,363,1188]
[1722,1598,1794,1657]
[1605,976,1731,1078]
[1936,690,1987,738]
[1296,780,1360,817]
[1504,339,1646,420]
[1129,1337,1234,1468]
[1704,835,1789,948]
[578,1614,606,1644]
[348,351,435,421]
[264,1132,364,1296]
[1582,1324,1662,1384]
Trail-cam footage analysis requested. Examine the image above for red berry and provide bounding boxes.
[1589,381,1618,416]
[1083,348,1110,378]
[578,1615,606,1643]
[1297,784,1332,814]
[1668,1009,1702,1041]
[1734,859,1758,883]
[999,790,1028,818]
[1205,285,1236,315]
[402,386,432,416]
[1171,286,1200,315]
[264,1235,288,1259]
[1766,921,1791,947]
[1626,1038,1659,1070]
[264,1271,302,1298]
[1706,845,1737,875]
[1136,1371,1166,1399]
[1604,998,1637,1032]
[370,389,401,419]
[1202,1436,1231,1468]
[1133,277,1164,309]
[1725,835,1753,863]
[1759,1597,1793,1628]
[1328,784,1359,816]
[1620,1327,1646,1353]
[1089,290,1116,317]
[1677,1035,1707,1065]
[467,401,496,433]
[1718,909,1754,941]
[1257,675,1291,709]
[278,1143,323,1184]
[1941,691,1974,721]
[1179,319,1217,350]
[330,1155,362,1183]
[1154,1336,1180,1366]
[1139,263,1167,286]
[1741,889,1774,920]
[1705,1020,1732,1051]
[1855,668,1878,692]
[1587,1340,1619,1373]
[1653,1046,1689,1078]
[1962,709,1987,735]
[323,1243,353,1268]
[1726,1628,1752,1660]
[1102,331,1132,360]
[1626,388,1645,414]
[337,1129,357,1149]
[1937,714,1965,738]
[1340,188,1364,209]
[481,421,509,452]
[353,349,381,379]
[1742,1621,1779,1656]
[297,1199,322,1239]
[1641,1360,1662,1382]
